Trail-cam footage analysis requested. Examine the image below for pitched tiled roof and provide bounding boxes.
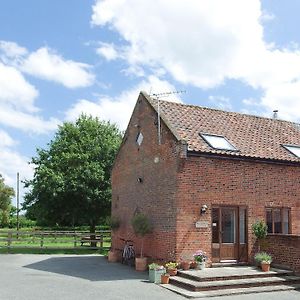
[143,92,300,163]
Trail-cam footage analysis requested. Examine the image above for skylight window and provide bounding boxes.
[282,144,300,158]
[200,133,237,151]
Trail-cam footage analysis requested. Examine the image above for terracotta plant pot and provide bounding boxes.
[108,250,118,262]
[135,257,148,271]
[190,261,198,269]
[181,261,190,270]
[261,262,271,272]
[167,268,177,276]
[161,274,170,284]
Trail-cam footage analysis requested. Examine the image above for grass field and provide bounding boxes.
[0,228,111,255]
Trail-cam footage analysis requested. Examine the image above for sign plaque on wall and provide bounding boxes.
[195,221,209,228]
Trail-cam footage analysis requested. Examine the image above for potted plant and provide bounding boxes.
[131,213,152,271]
[108,216,120,262]
[255,252,272,272]
[148,263,166,283]
[180,260,191,271]
[252,220,268,252]
[165,262,178,276]
[193,250,207,270]
[161,272,170,284]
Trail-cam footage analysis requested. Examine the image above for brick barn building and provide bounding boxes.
[111,91,300,267]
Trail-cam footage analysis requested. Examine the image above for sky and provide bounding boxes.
[1,0,300,206]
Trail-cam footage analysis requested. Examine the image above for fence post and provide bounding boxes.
[8,231,12,249]
[74,231,77,248]
[40,232,44,248]
[100,234,103,249]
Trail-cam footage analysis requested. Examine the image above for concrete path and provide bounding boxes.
[0,254,299,300]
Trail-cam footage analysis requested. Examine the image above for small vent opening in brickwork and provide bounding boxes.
[136,132,144,146]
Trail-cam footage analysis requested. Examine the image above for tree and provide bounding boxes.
[23,115,122,234]
[0,174,15,227]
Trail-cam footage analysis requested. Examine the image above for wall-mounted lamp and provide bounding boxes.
[200,204,208,215]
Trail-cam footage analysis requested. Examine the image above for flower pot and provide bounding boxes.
[181,261,190,270]
[190,261,198,269]
[108,250,118,262]
[149,268,166,283]
[261,262,271,272]
[135,257,148,271]
[161,274,170,284]
[196,262,205,270]
[167,268,177,276]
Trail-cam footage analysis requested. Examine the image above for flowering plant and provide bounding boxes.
[193,250,207,263]
[148,263,165,271]
[165,262,178,269]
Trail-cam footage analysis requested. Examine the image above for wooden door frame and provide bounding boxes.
[211,205,248,263]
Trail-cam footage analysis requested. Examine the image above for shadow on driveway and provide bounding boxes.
[23,255,148,282]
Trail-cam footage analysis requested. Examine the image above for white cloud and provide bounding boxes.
[21,47,95,88]
[0,62,39,113]
[0,130,33,206]
[96,42,119,61]
[0,40,28,58]
[0,106,60,134]
[91,0,300,122]
[208,95,232,111]
[0,130,16,147]
[65,75,180,130]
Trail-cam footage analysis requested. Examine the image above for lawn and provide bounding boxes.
[0,228,111,255]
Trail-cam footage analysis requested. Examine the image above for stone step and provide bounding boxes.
[169,275,300,292]
[161,283,300,298]
[177,267,294,282]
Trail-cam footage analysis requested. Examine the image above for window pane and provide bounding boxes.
[201,134,237,151]
[282,209,290,234]
[266,209,273,233]
[273,209,282,233]
[239,208,246,244]
[283,145,300,158]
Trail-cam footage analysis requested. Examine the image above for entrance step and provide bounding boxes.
[160,266,300,298]
[177,267,294,282]
[162,283,300,298]
[169,274,300,292]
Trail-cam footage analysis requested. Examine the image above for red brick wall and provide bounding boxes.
[265,234,300,273]
[112,93,300,264]
[111,94,183,261]
[175,156,300,263]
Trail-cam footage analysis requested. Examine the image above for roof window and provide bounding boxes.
[282,144,300,158]
[200,133,237,151]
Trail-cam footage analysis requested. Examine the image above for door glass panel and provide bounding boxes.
[266,209,273,233]
[274,209,281,233]
[282,209,290,234]
[222,209,236,243]
[239,208,246,244]
[212,208,219,243]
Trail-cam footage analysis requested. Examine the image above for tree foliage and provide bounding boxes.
[0,174,15,226]
[23,115,122,232]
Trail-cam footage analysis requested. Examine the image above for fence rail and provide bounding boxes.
[0,230,111,250]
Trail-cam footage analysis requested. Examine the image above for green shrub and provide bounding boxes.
[254,252,272,264]
[252,221,268,240]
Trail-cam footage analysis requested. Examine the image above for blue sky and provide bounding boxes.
[1,0,300,205]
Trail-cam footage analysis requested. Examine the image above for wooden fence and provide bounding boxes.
[0,230,111,250]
